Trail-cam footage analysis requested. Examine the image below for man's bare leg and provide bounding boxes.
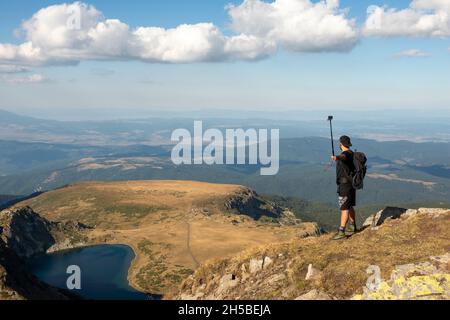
[332,209,350,240]
[349,207,356,224]
[340,209,350,229]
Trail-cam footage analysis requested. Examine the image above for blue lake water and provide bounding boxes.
[27,244,154,300]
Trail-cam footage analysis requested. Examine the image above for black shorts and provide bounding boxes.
[337,183,356,210]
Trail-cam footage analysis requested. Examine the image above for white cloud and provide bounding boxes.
[364,0,450,37]
[227,0,359,52]
[0,2,274,65]
[3,73,45,84]
[0,1,358,66]
[394,49,431,57]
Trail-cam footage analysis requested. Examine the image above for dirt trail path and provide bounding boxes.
[186,220,200,268]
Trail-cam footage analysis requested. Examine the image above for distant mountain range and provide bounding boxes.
[2,109,450,145]
[1,109,450,230]
[1,136,449,202]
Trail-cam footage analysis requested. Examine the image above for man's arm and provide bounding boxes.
[331,153,346,162]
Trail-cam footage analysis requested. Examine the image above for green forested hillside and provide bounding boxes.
[0,137,449,214]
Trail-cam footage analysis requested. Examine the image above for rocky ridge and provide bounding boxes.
[0,206,90,299]
[224,188,301,226]
[175,207,450,300]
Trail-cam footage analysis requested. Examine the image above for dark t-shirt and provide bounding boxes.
[336,150,355,185]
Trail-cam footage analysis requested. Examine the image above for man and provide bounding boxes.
[331,135,357,240]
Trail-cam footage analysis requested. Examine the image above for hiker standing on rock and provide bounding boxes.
[331,136,358,240]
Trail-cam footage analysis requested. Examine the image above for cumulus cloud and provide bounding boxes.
[394,49,431,57]
[0,1,358,66]
[227,0,359,52]
[0,2,275,65]
[3,0,448,67]
[364,0,450,37]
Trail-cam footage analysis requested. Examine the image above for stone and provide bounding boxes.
[362,207,407,228]
[216,274,239,296]
[263,256,273,269]
[249,259,264,273]
[305,264,322,281]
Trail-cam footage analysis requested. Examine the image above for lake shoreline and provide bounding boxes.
[28,243,157,300]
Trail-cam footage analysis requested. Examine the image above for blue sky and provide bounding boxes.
[0,0,449,119]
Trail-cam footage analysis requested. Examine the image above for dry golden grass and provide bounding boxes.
[18,180,305,295]
[177,210,450,300]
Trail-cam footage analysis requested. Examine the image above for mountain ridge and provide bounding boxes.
[174,207,450,300]
[0,206,86,300]
[13,180,318,295]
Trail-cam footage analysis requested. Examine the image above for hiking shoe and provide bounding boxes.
[346,222,358,235]
[332,230,347,241]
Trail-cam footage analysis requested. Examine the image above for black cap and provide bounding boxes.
[340,135,352,147]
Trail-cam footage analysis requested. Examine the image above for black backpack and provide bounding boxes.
[352,151,367,190]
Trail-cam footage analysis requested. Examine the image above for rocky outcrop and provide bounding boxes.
[0,232,77,300]
[175,207,450,300]
[0,206,90,258]
[353,253,450,300]
[224,188,301,225]
[0,206,90,300]
[363,207,450,229]
[0,207,55,258]
[362,207,407,228]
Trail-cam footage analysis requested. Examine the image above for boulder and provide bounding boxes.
[362,207,407,228]
[249,256,273,274]
[249,259,264,273]
[263,256,273,269]
[305,264,322,281]
[216,274,239,297]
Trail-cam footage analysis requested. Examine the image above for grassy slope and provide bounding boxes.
[18,180,312,295]
[177,209,450,300]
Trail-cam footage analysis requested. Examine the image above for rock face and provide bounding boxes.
[0,206,89,300]
[0,237,77,300]
[0,206,89,258]
[0,207,55,258]
[224,188,301,225]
